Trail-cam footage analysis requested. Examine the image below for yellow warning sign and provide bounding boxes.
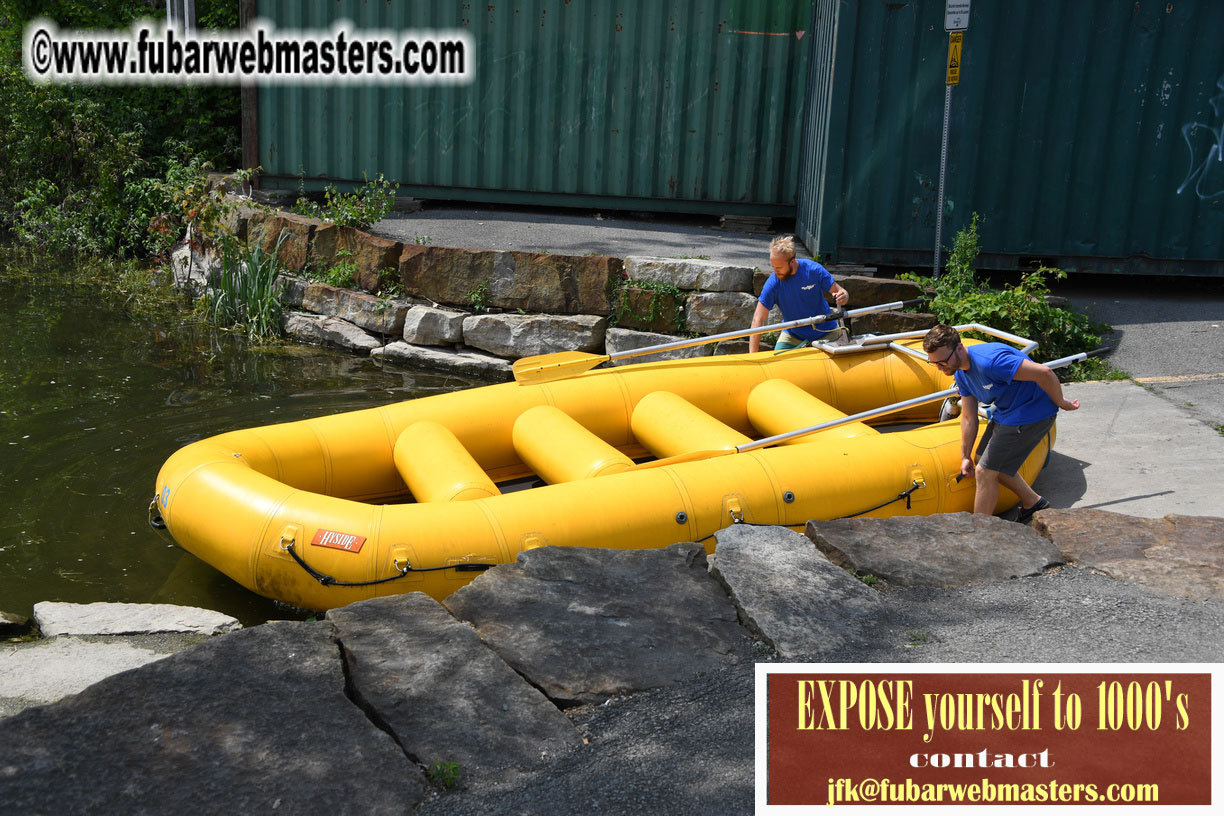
[946,31,963,85]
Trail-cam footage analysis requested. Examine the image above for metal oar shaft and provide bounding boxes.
[735,388,959,452]
[604,300,909,362]
[734,351,1089,453]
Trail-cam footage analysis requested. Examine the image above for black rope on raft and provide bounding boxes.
[836,480,925,519]
[282,540,491,587]
[691,480,927,542]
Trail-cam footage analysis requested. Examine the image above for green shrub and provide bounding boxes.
[1065,356,1128,382]
[0,1,240,256]
[293,174,399,230]
[903,213,1110,372]
[307,249,358,289]
[611,278,687,331]
[466,280,490,313]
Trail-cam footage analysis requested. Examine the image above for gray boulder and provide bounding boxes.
[302,281,410,335]
[683,292,758,335]
[461,313,607,359]
[605,327,714,364]
[402,304,467,345]
[805,513,1065,586]
[710,525,883,658]
[0,622,425,815]
[373,341,513,381]
[327,594,584,787]
[284,311,383,353]
[624,256,754,293]
[33,602,240,637]
[443,543,750,706]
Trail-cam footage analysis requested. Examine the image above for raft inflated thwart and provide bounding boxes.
[151,336,1055,611]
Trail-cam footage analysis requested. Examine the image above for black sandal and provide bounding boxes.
[1016,496,1050,523]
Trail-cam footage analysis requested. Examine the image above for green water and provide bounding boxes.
[0,258,490,625]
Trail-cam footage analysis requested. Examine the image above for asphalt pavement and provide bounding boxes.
[1054,276,1224,429]
[372,202,780,269]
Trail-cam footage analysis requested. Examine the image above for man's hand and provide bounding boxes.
[748,301,771,354]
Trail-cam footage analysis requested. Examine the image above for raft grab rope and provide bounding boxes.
[693,479,927,542]
[280,537,492,588]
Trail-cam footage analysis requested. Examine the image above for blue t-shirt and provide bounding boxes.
[954,343,1058,426]
[758,258,839,340]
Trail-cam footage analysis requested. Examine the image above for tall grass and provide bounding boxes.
[207,232,287,340]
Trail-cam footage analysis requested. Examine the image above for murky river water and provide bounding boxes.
[0,257,490,624]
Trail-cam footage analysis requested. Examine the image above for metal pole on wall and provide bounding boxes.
[934,84,952,278]
[936,2,970,279]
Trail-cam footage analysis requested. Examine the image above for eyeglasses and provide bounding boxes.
[928,346,957,367]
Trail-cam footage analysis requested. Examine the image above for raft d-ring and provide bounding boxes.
[392,556,411,573]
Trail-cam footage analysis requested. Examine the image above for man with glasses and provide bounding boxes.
[922,324,1080,521]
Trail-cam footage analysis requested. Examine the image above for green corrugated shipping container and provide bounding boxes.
[248,0,813,215]
[798,0,1224,275]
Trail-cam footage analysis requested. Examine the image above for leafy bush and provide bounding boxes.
[293,174,399,230]
[903,213,1110,369]
[0,1,240,256]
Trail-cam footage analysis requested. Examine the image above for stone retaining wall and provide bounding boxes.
[176,206,934,381]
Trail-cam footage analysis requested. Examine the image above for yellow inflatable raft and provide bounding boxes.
[150,334,1056,611]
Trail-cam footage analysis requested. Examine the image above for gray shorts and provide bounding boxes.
[976,415,1057,477]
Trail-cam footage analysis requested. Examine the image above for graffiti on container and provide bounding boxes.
[1176,74,1224,200]
[910,172,953,230]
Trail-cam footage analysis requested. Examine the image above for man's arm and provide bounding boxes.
[1012,359,1081,411]
[828,281,849,306]
[748,301,771,353]
[959,394,980,478]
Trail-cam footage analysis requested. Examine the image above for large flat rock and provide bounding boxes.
[709,525,883,658]
[0,635,200,720]
[373,340,513,380]
[0,622,425,815]
[327,593,584,787]
[33,601,241,637]
[805,513,1065,586]
[1034,509,1224,602]
[443,543,750,706]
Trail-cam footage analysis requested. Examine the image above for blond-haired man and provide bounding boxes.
[748,235,849,353]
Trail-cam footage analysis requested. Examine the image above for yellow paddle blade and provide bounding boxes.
[512,350,611,384]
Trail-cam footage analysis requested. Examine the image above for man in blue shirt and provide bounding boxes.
[748,235,849,353]
[923,324,1081,520]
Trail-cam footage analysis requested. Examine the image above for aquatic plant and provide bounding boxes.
[206,233,287,340]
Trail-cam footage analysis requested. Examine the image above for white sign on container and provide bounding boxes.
[945,0,971,31]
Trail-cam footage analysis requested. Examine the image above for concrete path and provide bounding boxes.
[1040,380,1224,518]
[372,203,778,269]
